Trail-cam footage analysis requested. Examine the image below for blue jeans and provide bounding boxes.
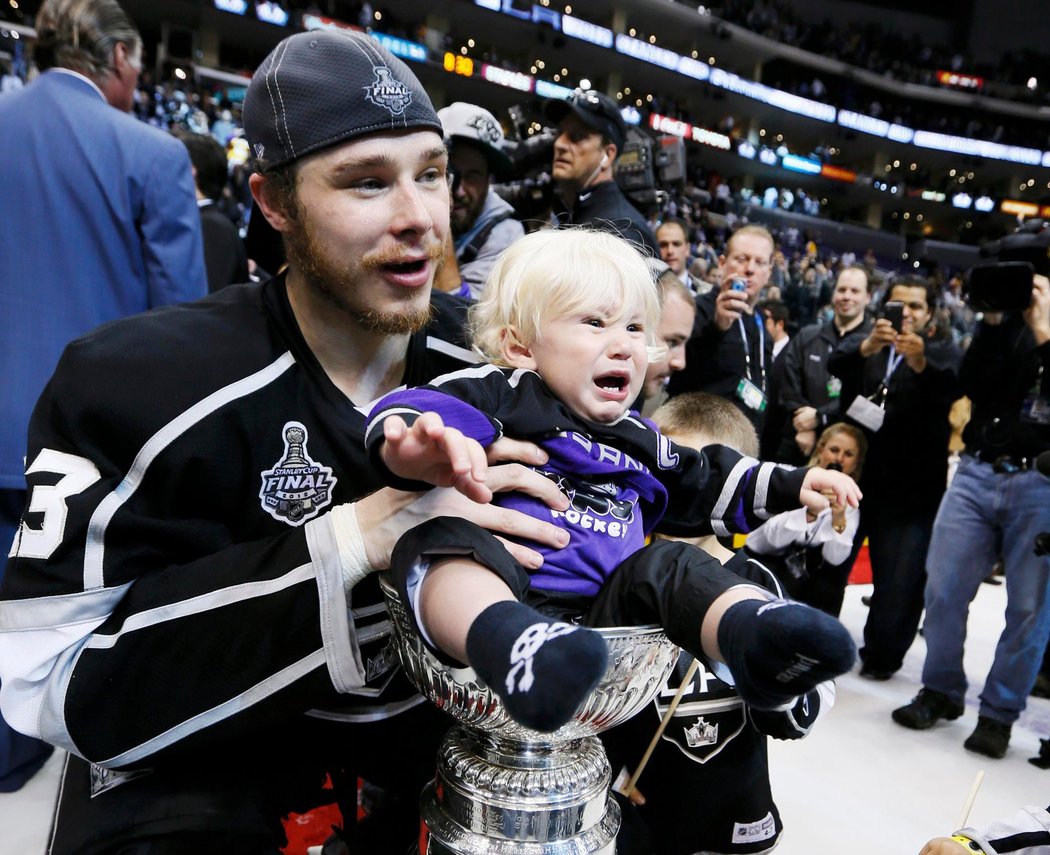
[921,455,1050,725]
[0,488,55,791]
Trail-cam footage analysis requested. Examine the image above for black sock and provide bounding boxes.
[717,598,857,710]
[465,601,608,732]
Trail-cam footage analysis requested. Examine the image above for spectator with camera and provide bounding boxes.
[667,225,776,431]
[893,267,1050,760]
[436,102,525,299]
[830,276,961,679]
[544,90,658,256]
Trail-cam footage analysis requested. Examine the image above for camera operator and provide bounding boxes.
[543,90,658,256]
[434,102,525,299]
[893,271,1050,760]
[830,276,962,677]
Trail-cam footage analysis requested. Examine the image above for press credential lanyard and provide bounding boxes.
[845,345,902,432]
[871,345,904,406]
[738,315,766,391]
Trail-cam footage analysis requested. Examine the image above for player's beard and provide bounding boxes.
[283,211,443,336]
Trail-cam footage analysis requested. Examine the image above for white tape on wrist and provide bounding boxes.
[329,503,373,594]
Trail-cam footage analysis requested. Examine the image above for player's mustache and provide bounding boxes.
[361,241,445,270]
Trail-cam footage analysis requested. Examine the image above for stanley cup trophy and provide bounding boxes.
[380,576,680,854]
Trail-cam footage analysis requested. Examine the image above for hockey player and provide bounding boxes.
[366,228,860,733]
[0,30,569,853]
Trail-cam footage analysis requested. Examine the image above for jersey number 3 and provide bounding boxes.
[10,449,101,560]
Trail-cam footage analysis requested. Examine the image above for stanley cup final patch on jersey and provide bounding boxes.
[364,67,412,116]
[259,421,337,526]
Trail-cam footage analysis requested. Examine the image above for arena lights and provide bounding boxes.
[758,148,778,166]
[648,113,731,150]
[621,105,642,126]
[255,2,289,26]
[560,14,614,48]
[974,196,996,212]
[374,33,427,63]
[952,193,973,209]
[214,0,247,14]
[711,69,835,122]
[482,64,533,92]
[914,132,1043,166]
[1001,199,1041,217]
[737,141,756,159]
[302,12,349,30]
[471,0,1050,167]
[782,153,822,174]
[936,70,983,90]
[444,52,475,77]
[821,164,857,183]
[535,79,574,99]
[921,190,947,202]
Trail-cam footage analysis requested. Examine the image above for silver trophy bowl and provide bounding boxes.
[379,575,679,853]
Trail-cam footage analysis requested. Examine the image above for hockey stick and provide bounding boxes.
[956,769,985,830]
[619,657,700,799]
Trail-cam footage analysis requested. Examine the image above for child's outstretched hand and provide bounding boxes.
[381,412,492,504]
[800,467,862,516]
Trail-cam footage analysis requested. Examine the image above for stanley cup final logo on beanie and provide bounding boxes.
[364,66,413,116]
[243,29,441,171]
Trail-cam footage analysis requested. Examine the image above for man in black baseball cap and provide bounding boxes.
[543,89,658,255]
[25,27,566,855]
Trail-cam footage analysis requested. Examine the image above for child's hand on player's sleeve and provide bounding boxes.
[799,467,862,516]
[380,412,492,503]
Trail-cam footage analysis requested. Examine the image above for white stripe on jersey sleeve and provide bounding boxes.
[710,455,758,537]
[84,564,315,650]
[0,583,132,754]
[83,351,297,591]
[104,648,328,768]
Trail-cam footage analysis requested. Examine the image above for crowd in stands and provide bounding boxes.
[707,0,1050,106]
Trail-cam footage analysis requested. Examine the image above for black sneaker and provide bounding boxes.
[891,688,964,730]
[964,716,1011,759]
[859,664,894,681]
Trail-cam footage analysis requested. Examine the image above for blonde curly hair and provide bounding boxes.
[469,228,663,365]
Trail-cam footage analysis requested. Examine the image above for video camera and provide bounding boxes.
[614,130,669,213]
[965,219,1050,312]
[492,104,671,219]
[491,118,558,220]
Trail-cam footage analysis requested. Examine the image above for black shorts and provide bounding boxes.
[389,517,750,663]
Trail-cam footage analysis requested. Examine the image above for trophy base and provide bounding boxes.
[418,726,620,854]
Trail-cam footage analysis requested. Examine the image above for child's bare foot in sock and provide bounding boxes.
[466,601,608,731]
[717,598,856,710]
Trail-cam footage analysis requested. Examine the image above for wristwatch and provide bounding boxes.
[951,835,985,854]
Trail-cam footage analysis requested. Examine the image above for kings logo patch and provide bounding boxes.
[259,422,336,526]
[364,66,412,116]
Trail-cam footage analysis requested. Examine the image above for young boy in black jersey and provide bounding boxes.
[606,392,833,855]
[367,228,859,732]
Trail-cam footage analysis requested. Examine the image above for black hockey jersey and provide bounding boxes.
[604,551,832,855]
[0,276,476,769]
